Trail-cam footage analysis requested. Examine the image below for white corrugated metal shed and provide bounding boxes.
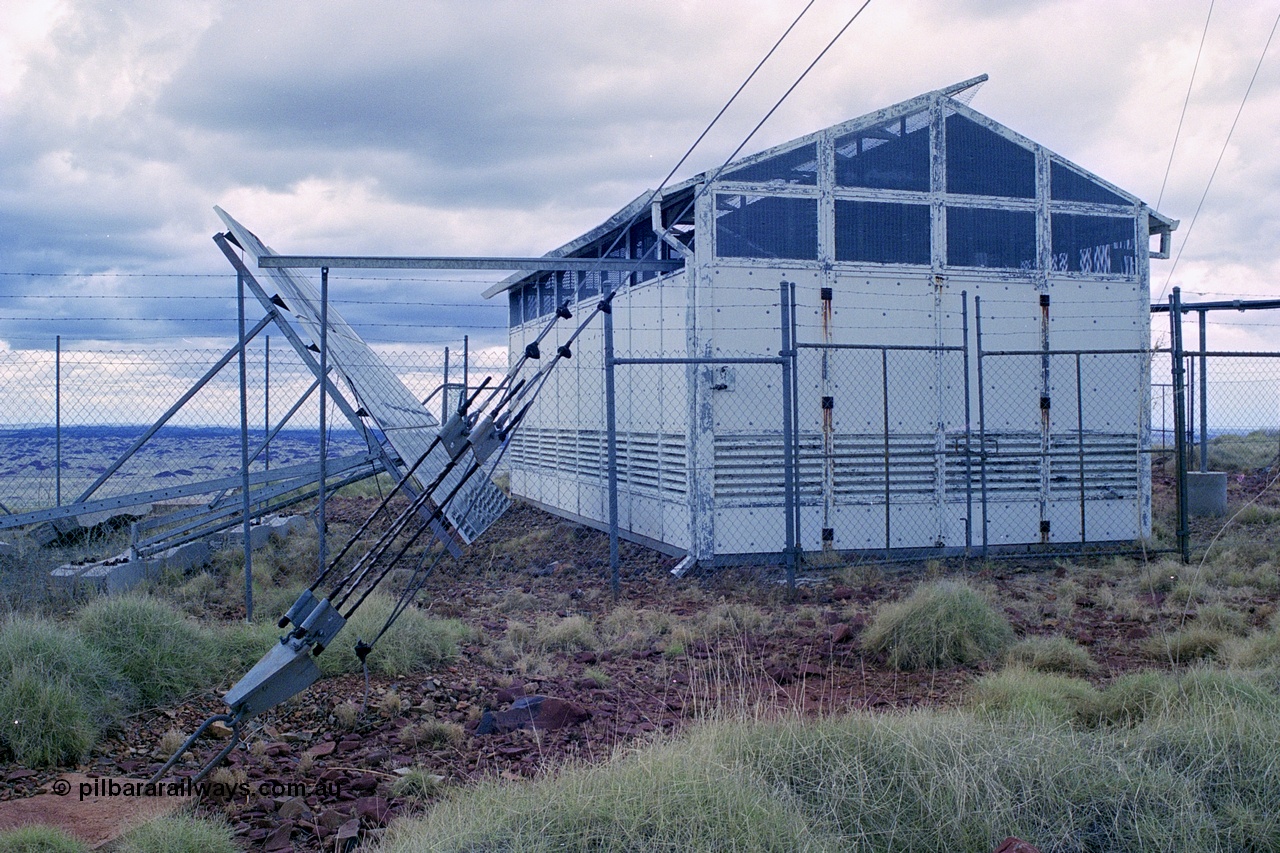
[495,77,1177,565]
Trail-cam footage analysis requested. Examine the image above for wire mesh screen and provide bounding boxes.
[945,112,1035,198]
[834,201,931,264]
[834,109,931,191]
[714,195,819,260]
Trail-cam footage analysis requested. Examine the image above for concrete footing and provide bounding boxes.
[51,514,305,594]
[1187,471,1228,517]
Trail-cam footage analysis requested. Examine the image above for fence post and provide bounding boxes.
[975,297,989,558]
[1199,309,1208,472]
[442,346,450,423]
[238,270,254,621]
[604,308,620,599]
[1076,353,1086,552]
[882,348,891,560]
[55,335,61,507]
[961,292,972,555]
[264,335,270,471]
[318,266,329,581]
[779,281,797,592]
[789,281,801,561]
[1169,287,1190,563]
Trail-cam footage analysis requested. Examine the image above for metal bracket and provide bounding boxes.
[224,635,324,720]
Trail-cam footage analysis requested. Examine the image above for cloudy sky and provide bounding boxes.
[2,0,1279,354]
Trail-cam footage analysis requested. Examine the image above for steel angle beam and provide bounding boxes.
[214,208,510,544]
[0,452,379,532]
[260,255,682,273]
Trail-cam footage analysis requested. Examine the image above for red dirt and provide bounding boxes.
[3,476,1279,851]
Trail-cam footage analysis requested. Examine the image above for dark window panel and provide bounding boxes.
[1051,214,1136,276]
[946,207,1037,270]
[539,274,556,316]
[945,113,1035,198]
[715,195,818,260]
[509,289,522,327]
[578,270,601,302]
[1050,162,1130,206]
[556,271,575,310]
[834,112,931,191]
[723,143,819,186]
[834,201,931,264]
[522,281,538,321]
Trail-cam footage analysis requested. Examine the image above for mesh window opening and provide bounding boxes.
[508,289,522,327]
[1051,214,1137,276]
[834,113,931,192]
[835,201,930,265]
[715,194,819,261]
[945,113,1035,199]
[946,207,1036,270]
[723,143,819,186]
[1051,161,1129,206]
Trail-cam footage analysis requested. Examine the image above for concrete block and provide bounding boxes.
[153,540,212,575]
[218,514,308,551]
[52,540,211,594]
[1187,471,1228,517]
[80,558,148,595]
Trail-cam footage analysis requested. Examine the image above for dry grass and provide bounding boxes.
[376,669,1280,852]
[1005,635,1098,675]
[1142,627,1233,664]
[863,580,1014,671]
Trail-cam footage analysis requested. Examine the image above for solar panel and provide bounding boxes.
[215,207,510,544]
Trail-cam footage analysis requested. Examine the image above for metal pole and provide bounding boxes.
[961,292,972,554]
[1076,353,1086,552]
[318,267,329,578]
[976,297,989,558]
[882,348,891,560]
[1199,309,1208,472]
[1039,294,1051,545]
[1188,348,1195,468]
[238,271,254,621]
[779,282,796,592]
[1169,287,1190,563]
[463,335,470,414]
[55,335,61,507]
[604,309,620,599]
[442,346,450,423]
[264,335,270,472]
[789,282,801,553]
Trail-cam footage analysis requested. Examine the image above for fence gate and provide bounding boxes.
[793,299,973,559]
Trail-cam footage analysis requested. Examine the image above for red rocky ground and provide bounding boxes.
[4,466,1279,851]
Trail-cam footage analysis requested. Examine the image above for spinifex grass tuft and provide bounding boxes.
[76,593,218,707]
[863,580,1014,670]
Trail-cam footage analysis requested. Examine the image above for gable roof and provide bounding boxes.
[485,75,1177,299]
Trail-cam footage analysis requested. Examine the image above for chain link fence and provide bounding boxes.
[0,341,508,514]
[3,290,1279,597]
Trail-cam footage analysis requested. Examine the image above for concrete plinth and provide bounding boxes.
[50,514,306,594]
[1187,471,1228,517]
